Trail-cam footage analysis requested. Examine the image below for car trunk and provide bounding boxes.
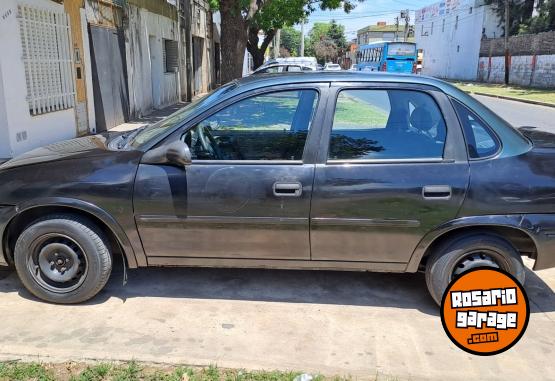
[518,126,555,148]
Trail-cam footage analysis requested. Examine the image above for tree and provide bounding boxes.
[305,20,347,64]
[314,38,338,63]
[521,0,555,33]
[484,0,537,36]
[213,0,358,83]
[280,25,301,57]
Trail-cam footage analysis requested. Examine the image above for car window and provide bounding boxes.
[259,66,279,74]
[453,100,500,159]
[183,90,319,161]
[329,89,447,160]
[129,83,236,148]
[287,66,302,72]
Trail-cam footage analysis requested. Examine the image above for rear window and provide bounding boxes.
[453,100,500,159]
[387,43,416,57]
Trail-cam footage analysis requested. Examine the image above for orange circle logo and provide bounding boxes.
[440,267,530,356]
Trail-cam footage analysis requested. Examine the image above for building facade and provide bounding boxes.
[0,0,218,159]
[0,0,95,158]
[415,0,501,80]
[357,22,410,45]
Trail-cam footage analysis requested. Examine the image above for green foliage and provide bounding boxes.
[305,20,347,63]
[280,26,302,56]
[0,362,55,381]
[71,363,112,381]
[519,0,555,34]
[484,0,555,36]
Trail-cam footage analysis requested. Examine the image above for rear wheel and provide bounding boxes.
[14,215,112,304]
[425,233,525,305]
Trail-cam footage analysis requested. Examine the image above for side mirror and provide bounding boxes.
[141,139,192,167]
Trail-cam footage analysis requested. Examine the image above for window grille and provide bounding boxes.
[18,5,76,115]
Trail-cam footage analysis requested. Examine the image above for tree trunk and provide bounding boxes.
[220,0,248,83]
[247,27,275,70]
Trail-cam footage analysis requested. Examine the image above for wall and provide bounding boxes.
[190,0,213,94]
[478,54,555,87]
[0,0,77,158]
[478,30,555,87]
[126,4,179,118]
[415,0,502,80]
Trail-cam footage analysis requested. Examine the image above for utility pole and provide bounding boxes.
[300,19,305,57]
[274,29,281,59]
[404,9,410,42]
[504,0,510,84]
[395,16,399,42]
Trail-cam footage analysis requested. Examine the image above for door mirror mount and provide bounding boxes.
[141,139,192,167]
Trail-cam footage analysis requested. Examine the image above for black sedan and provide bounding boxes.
[1,72,554,304]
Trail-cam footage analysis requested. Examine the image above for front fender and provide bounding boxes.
[1,197,140,268]
[406,214,555,272]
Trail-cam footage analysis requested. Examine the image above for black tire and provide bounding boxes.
[14,215,112,304]
[425,233,525,305]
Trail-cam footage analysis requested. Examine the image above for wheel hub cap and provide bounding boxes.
[37,243,80,282]
[453,252,500,278]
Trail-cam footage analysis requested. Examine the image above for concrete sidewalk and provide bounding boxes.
[111,102,188,133]
[0,259,553,380]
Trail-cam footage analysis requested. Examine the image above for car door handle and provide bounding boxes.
[273,182,303,197]
[422,185,452,200]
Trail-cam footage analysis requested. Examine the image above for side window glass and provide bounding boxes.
[184,90,319,161]
[329,89,447,160]
[453,100,500,158]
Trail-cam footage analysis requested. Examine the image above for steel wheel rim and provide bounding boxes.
[26,233,88,293]
[451,249,501,281]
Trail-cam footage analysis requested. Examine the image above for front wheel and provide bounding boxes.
[14,215,112,304]
[425,233,525,305]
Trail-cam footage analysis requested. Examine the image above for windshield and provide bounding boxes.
[129,83,236,148]
[387,43,416,57]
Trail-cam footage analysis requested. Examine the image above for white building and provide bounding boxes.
[415,0,502,80]
[0,0,94,159]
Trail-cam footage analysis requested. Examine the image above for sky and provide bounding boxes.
[297,0,436,40]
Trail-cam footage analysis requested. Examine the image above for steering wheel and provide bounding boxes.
[197,125,223,160]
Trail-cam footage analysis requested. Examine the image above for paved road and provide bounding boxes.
[0,259,553,380]
[474,95,555,133]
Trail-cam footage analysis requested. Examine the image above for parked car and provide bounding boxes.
[323,63,342,71]
[259,57,318,71]
[1,72,554,304]
[251,64,314,75]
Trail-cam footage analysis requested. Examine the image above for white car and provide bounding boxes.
[323,63,341,71]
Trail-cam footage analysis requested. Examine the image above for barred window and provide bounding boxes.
[18,5,76,116]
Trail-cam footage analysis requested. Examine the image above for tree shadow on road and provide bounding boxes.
[2,264,553,317]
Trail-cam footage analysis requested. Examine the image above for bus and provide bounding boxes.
[355,41,417,74]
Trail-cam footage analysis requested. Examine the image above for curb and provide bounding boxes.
[467,91,555,108]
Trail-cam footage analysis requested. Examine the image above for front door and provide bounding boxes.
[310,85,470,264]
[134,86,326,261]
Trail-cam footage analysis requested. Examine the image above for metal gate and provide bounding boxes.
[89,25,129,131]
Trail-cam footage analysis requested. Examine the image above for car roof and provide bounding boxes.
[231,72,451,93]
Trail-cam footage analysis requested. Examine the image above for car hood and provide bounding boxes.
[518,126,555,149]
[0,132,125,170]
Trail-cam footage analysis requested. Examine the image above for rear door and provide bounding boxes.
[310,83,470,265]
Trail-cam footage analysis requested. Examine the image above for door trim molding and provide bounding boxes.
[137,215,308,225]
[312,217,421,228]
